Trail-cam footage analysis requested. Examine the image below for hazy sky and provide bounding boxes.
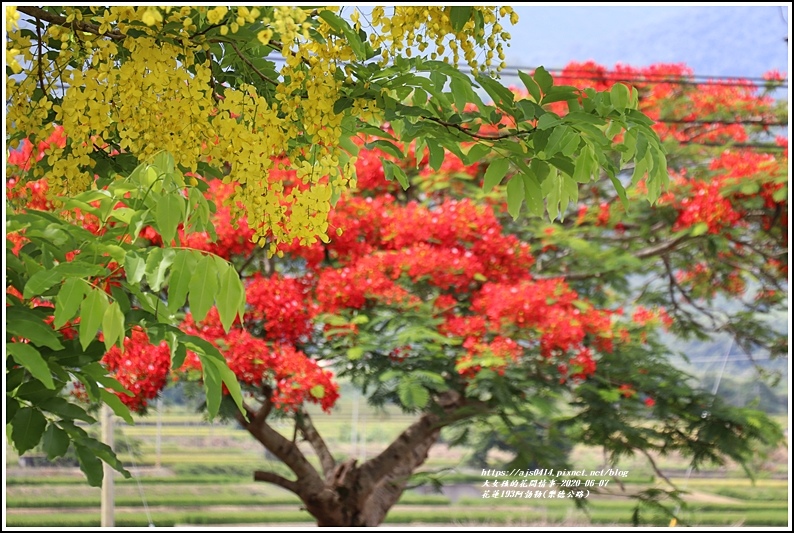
[504,5,790,78]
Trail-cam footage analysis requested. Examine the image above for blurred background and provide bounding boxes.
[5,4,790,528]
[507,5,789,79]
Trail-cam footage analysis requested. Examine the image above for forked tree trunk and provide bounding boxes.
[237,391,476,526]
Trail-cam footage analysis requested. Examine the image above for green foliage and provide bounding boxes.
[321,304,457,413]
[7,505,789,528]
[560,336,784,512]
[9,11,785,529]
[447,406,575,472]
[6,152,247,486]
[357,60,669,222]
[4,490,451,509]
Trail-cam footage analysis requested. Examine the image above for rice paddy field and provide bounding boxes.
[4,404,790,528]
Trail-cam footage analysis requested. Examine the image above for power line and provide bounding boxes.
[490,66,789,89]
[684,355,783,364]
[507,66,787,85]
[676,141,787,151]
[653,118,787,127]
[232,54,790,90]
[501,72,788,91]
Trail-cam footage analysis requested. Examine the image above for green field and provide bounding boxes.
[5,492,789,527]
[6,408,790,527]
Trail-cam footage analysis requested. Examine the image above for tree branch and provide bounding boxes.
[536,228,693,281]
[222,39,280,87]
[422,115,536,141]
[638,447,676,489]
[726,235,783,263]
[296,409,336,480]
[534,271,604,281]
[35,18,46,96]
[235,248,261,275]
[359,391,483,497]
[235,399,324,491]
[191,22,226,40]
[18,7,125,41]
[661,255,722,331]
[253,470,299,493]
[635,235,692,259]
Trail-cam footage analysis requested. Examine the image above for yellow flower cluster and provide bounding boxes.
[5,5,20,32]
[54,36,215,188]
[250,7,357,250]
[5,6,516,250]
[368,6,517,72]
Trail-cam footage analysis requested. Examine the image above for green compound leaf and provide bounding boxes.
[188,253,218,323]
[11,407,47,455]
[79,288,109,351]
[483,158,510,193]
[6,342,55,390]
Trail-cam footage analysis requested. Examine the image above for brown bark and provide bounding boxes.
[296,409,336,480]
[17,7,125,40]
[239,391,482,526]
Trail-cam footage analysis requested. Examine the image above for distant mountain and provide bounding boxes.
[508,6,790,80]
[589,6,789,78]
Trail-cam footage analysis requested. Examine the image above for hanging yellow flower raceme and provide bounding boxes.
[5,6,517,250]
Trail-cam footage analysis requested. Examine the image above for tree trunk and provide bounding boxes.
[296,424,442,526]
[240,391,477,526]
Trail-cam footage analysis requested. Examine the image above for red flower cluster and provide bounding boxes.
[676,263,747,299]
[353,146,400,194]
[670,179,743,234]
[619,384,636,398]
[550,61,776,145]
[180,311,339,412]
[101,327,172,411]
[6,176,55,211]
[456,336,523,378]
[315,258,419,313]
[245,273,317,344]
[710,147,788,245]
[471,280,613,357]
[9,58,783,418]
[631,306,673,329]
[326,195,394,261]
[7,126,67,171]
[558,347,597,382]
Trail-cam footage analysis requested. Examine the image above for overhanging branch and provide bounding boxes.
[422,115,536,141]
[635,235,693,259]
[18,7,125,40]
[235,399,324,490]
[359,391,485,496]
[535,234,694,281]
[296,409,336,479]
[254,470,299,492]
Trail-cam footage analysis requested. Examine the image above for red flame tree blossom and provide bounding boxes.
[6,61,786,526]
[124,62,787,524]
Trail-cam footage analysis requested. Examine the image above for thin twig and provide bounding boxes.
[423,115,536,141]
[35,19,46,96]
[534,271,603,281]
[635,235,692,259]
[224,40,280,87]
[18,6,125,40]
[253,470,299,492]
[191,22,226,40]
[236,249,260,275]
[638,447,676,489]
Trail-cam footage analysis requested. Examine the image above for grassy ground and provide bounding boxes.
[6,407,789,527]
